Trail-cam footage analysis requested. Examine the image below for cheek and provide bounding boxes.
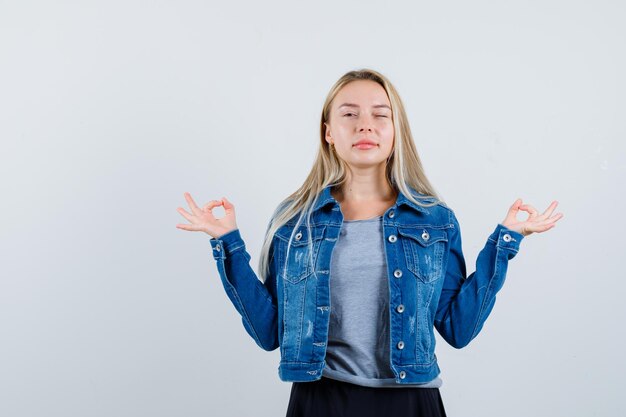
[336,123,356,138]
[383,123,395,140]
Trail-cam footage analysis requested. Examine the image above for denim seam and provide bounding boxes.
[295,280,306,359]
[489,230,522,254]
[395,356,438,368]
[414,283,434,365]
[285,221,452,228]
[217,258,264,349]
[497,241,520,254]
[277,242,286,359]
[470,245,500,340]
[224,243,245,255]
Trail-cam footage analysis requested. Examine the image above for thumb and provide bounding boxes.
[504,198,522,221]
[509,198,523,212]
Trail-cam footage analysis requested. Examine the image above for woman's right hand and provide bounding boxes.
[176,192,238,239]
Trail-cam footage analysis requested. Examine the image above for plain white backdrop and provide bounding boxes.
[1,1,624,416]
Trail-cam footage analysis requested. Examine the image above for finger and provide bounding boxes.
[544,212,564,224]
[538,201,559,220]
[177,207,194,222]
[536,212,564,226]
[202,200,223,213]
[524,222,556,234]
[519,204,539,220]
[525,212,564,233]
[184,192,202,215]
[176,223,204,232]
[221,196,235,214]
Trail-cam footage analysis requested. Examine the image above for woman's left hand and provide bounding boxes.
[501,199,564,237]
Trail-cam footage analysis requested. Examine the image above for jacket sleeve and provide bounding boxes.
[434,210,524,349]
[208,226,279,351]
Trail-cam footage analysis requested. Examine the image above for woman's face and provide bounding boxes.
[324,80,394,169]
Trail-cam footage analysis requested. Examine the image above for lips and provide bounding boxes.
[354,143,377,150]
[353,139,377,147]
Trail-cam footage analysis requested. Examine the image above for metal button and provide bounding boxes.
[421,230,430,241]
[397,341,405,349]
[215,244,221,252]
[388,209,395,218]
[295,231,302,241]
[393,269,403,278]
[502,233,512,242]
[396,304,405,313]
[388,234,397,243]
[399,371,406,379]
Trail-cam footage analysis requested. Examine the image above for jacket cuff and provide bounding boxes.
[487,224,524,253]
[209,229,245,260]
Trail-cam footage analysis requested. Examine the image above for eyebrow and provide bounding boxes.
[338,103,391,110]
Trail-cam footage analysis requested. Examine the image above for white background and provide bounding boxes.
[1,1,624,416]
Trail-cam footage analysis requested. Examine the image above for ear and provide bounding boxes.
[324,122,332,144]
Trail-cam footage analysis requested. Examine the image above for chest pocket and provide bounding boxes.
[398,227,448,283]
[275,225,326,284]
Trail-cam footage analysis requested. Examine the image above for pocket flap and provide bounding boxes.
[275,224,326,246]
[398,227,447,247]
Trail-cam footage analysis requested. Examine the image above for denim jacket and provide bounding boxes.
[209,185,524,384]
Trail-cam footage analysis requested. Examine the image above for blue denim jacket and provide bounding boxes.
[209,185,524,384]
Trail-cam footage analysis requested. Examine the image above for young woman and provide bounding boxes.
[176,68,563,417]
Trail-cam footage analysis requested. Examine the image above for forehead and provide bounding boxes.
[333,80,390,109]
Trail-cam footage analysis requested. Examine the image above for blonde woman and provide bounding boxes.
[176,69,563,416]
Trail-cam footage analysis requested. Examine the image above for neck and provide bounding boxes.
[332,171,396,204]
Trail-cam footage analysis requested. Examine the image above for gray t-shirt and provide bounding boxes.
[322,215,443,388]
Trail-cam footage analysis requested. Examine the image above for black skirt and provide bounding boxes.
[285,376,447,417]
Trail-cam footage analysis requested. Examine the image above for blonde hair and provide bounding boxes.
[257,68,442,283]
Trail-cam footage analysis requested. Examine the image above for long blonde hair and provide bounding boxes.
[257,68,442,283]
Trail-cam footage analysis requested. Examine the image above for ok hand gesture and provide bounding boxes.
[501,199,564,237]
[176,192,238,239]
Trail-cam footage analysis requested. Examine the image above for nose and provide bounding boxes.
[357,114,374,132]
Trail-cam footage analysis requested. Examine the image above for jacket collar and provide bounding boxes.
[313,184,431,214]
